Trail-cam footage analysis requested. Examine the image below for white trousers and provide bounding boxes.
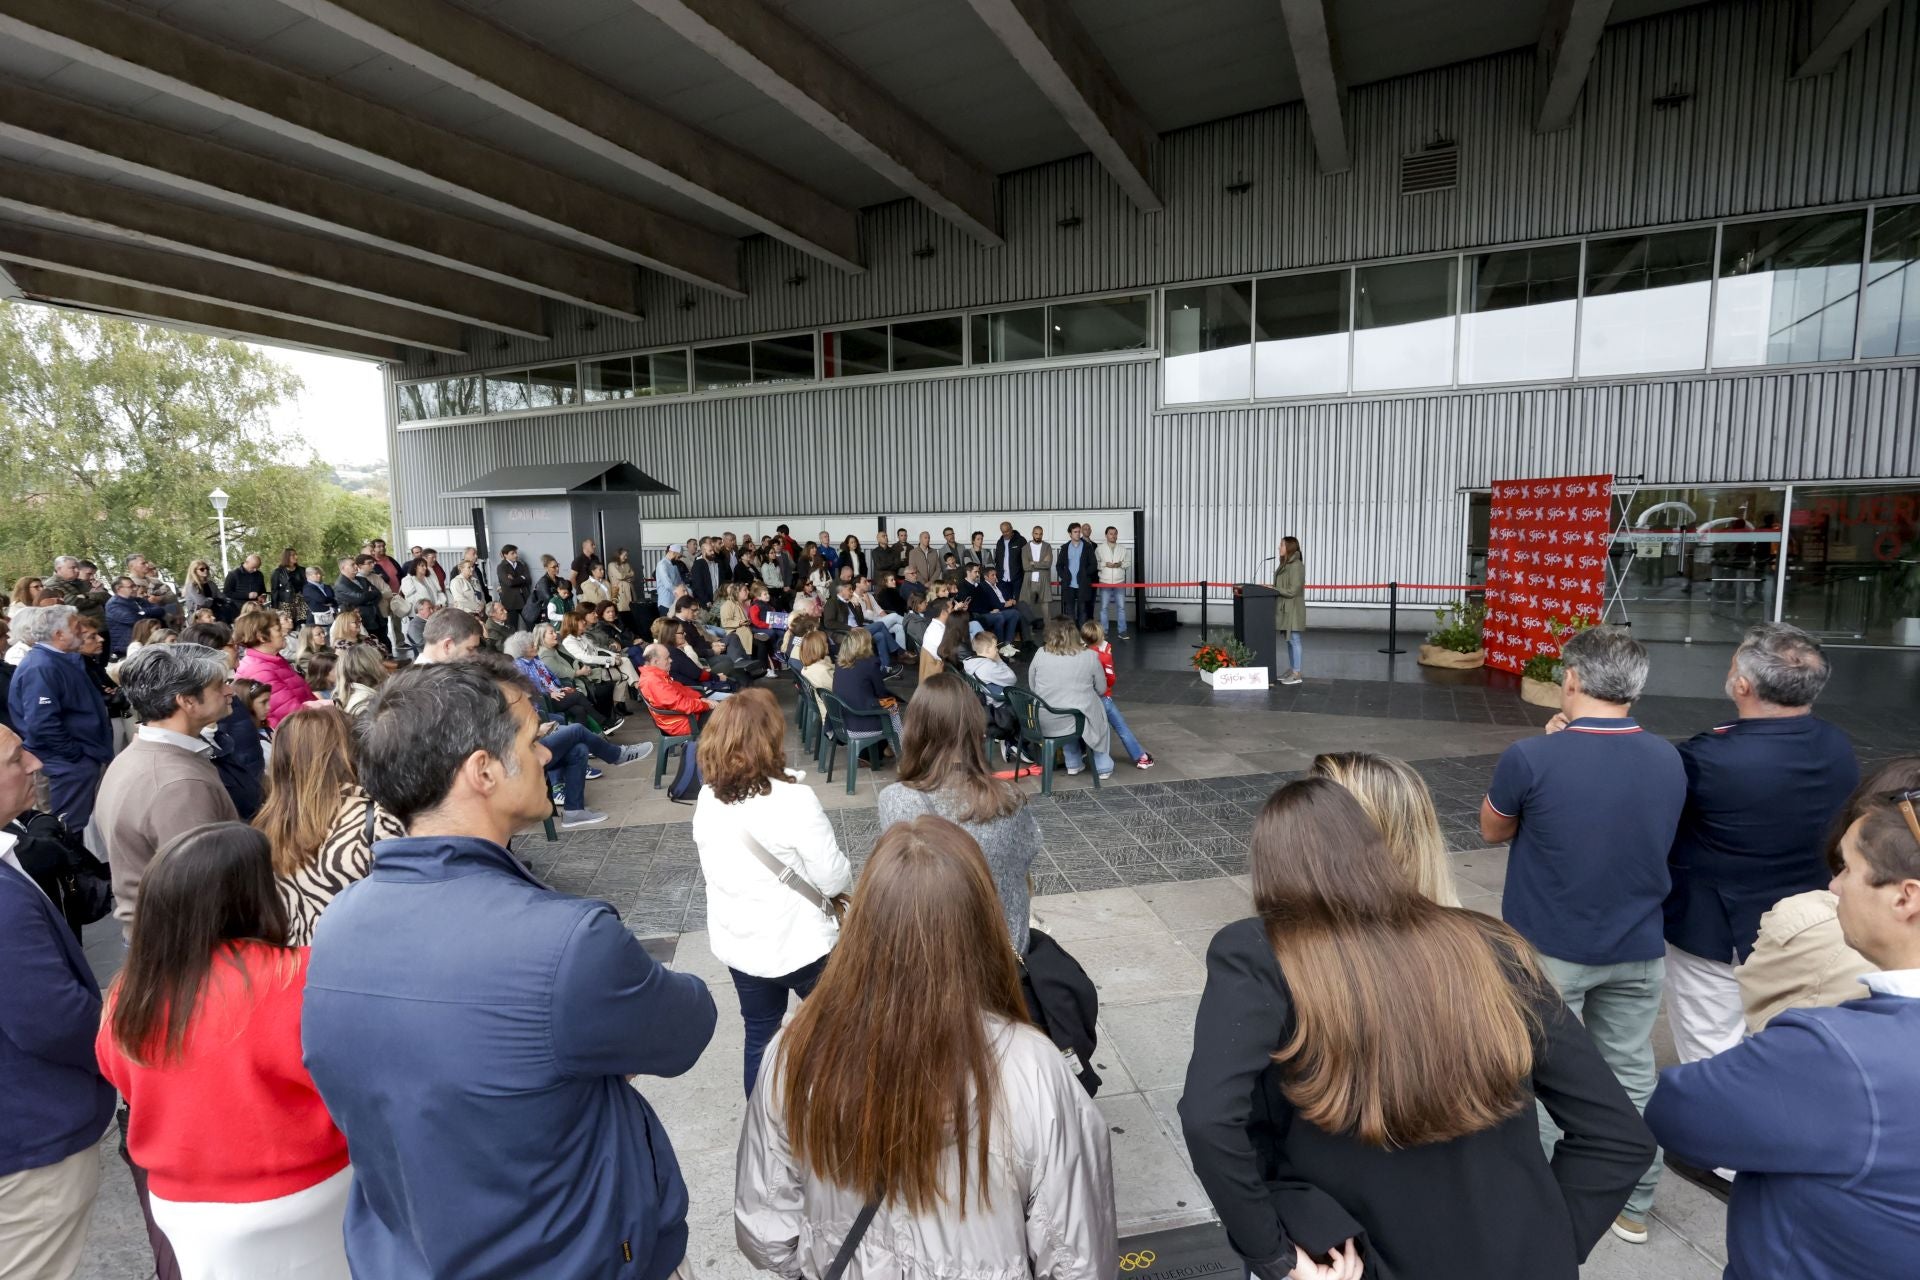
[150,1166,352,1280]
[1665,941,1746,1064]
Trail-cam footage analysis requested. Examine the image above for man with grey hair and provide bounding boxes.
[40,556,108,624]
[92,644,238,941]
[1481,625,1686,1245]
[1662,623,1858,1080]
[6,606,111,835]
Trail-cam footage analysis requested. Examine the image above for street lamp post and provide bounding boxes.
[209,488,231,576]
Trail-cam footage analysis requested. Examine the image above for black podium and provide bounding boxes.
[1232,583,1280,673]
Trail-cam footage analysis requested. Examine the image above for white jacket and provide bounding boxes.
[401,573,446,609]
[1095,540,1131,585]
[447,574,486,614]
[691,779,851,977]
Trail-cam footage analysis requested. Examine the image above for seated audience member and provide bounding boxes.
[483,602,514,652]
[97,823,351,1279]
[464,650,648,831]
[588,603,633,656]
[558,610,635,707]
[234,611,316,729]
[402,600,433,656]
[536,622,620,725]
[851,576,907,654]
[1080,620,1153,770]
[745,584,786,663]
[831,629,902,750]
[327,608,366,652]
[503,631,601,729]
[736,816,1116,1278]
[1026,618,1116,779]
[231,679,275,764]
[409,605,485,667]
[543,578,576,629]
[917,598,953,684]
[1646,783,1920,1280]
[1312,751,1462,906]
[1662,623,1858,1068]
[1182,779,1653,1280]
[780,612,819,670]
[789,579,823,619]
[0,723,118,1280]
[301,662,717,1279]
[332,643,387,719]
[963,564,1022,648]
[823,581,901,673]
[897,565,929,609]
[964,630,1017,704]
[976,567,1027,644]
[877,676,1040,952]
[669,619,738,700]
[638,643,713,738]
[299,650,337,700]
[254,707,405,945]
[797,632,833,722]
[717,582,756,652]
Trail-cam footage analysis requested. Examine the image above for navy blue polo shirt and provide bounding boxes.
[1487,717,1686,966]
[1664,715,1858,963]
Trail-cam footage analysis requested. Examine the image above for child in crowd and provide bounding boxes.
[963,629,1016,706]
[545,579,575,627]
[747,582,788,668]
[1080,620,1154,769]
[231,677,275,765]
[299,650,337,700]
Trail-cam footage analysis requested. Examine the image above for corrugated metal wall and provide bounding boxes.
[391,0,1920,602]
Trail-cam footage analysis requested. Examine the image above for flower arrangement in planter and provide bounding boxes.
[1418,599,1486,669]
[1518,615,1594,709]
[1192,632,1258,685]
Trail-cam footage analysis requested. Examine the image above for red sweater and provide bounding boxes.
[1091,641,1117,696]
[96,942,348,1202]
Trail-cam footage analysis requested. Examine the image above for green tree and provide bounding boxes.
[0,302,390,584]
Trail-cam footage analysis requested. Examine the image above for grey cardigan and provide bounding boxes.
[878,783,1041,953]
[1025,648,1113,758]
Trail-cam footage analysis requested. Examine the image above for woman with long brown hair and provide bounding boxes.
[690,687,849,1095]
[878,674,1040,952]
[252,705,404,945]
[1179,778,1653,1280]
[736,814,1116,1276]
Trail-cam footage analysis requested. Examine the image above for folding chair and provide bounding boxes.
[816,688,901,795]
[642,699,700,790]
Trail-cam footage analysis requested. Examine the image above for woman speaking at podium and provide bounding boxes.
[1274,537,1306,686]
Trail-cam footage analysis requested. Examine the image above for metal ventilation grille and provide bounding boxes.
[1399,146,1459,196]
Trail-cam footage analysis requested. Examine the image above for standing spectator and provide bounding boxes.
[446,559,486,614]
[1479,626,1685,1245]
[8,605,112,834]
[1273,536,1307,686]
[1645,784,1920,1280]
[332,643,388,718]
[332,558,384,648]
[1663,623,1857,1068]
[0,724,116,1280]
[97,823,350,1279]
[401,559,447,616]
[177,622,265,821]
[690,689,849,1095]
[403,600,433,656]
[607,548,636,620]
[300,566,337,628]
[456,547,492,609]
[654,544,688,613]
[1080,620,1154,769]
[1056,525,1098,625]
[1095,525,1132,639]
[303,662,717,1278]
[364,539,402,593]
[222,553,268,611]
[124,554,178,606]
[106,576,171,658]
[234,611,315,729]
[878,674,1041,952]
[992,520,1026,583]
[1183,779,1653,1279]
[0,616,14,732]
[10,575,45,619]
[1312,751,1462,906]
[1027,618,1115,780]
[254,706,405,945]
[270,548,306,620]
[570,537,602,587]
[736,815,1116,1277]
[495,544,531,627]
[1019,524,1052,617]
[41,557,109,626]
[95,644,241,942]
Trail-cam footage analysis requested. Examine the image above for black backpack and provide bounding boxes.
[9,812,114,940]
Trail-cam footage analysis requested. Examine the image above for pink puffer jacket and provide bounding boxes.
[236,647,315,729]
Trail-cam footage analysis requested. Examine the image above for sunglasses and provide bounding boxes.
[1896,788,1920,851]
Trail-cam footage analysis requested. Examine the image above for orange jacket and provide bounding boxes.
[638,664,709,736]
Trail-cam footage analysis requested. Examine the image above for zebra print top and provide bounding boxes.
[277,785,406,946]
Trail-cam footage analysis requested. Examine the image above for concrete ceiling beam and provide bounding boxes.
[1277,0,1350,175]
[961,0,1161,212]
[1535,0,1615,133]
[0,162,545,340]
[0,0,742,295]
[6,264,408,362]
[628,0,999,245]
[0,220,467,354]
[284,0,864,271]
[0,80,642,320]
[1792,0,1893,77]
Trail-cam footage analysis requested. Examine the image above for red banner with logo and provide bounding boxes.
[1484,474,1613,675]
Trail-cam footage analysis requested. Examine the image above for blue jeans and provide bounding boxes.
[1286,631,1303,672]
[1098,586,1129,634]
[1060,738,1114,776]
[862,621,898,666]
[977,610,1021,644]
[543,723,623,811]
[731,952,830,1097]
[1102,696,1145,761]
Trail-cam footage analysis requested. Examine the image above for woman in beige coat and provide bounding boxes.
[1273,536,1307,686]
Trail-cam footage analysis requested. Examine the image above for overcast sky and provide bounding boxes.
[253,345,389,467]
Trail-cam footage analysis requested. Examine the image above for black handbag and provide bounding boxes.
[1018,928,1103,1096]
[9,811,114,939]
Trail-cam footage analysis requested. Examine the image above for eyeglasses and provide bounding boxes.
[1897,788,1920,850]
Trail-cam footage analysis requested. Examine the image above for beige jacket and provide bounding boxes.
[1736,890,1876,1033]
[96,734,240,940]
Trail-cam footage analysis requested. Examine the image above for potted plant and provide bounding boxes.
[1518,615,1593,709]
[1418,599,1486,669]
[1192,633,1257,686]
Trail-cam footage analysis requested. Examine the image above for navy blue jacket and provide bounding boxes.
[301,579,337,617]
[1646,990,1920,1280]
[105,592,169,657]
[1056,539,1097,591]
[8,646,111,767]
[1663,716,1857,962]
[303,835,717,1280]
[208,698,266,820]
[0,858,117,1177]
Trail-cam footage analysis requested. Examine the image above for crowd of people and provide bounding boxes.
[2,518,1915,1280]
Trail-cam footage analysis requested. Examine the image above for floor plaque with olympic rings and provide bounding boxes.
[1112,1222,1240,1280]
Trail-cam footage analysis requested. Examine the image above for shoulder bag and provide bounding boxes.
[1018,929,1103,1096]
[739,826,849,926]
[821,1200,879,1280]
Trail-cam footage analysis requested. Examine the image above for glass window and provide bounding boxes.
[823,326,889,378]
[583,356,636,401]
[972,307,1048,363]
[1782,483,1920,646]
[397,381,439,422]
[484,370,530,413]
[1352,258,1457,391]
[695,342,752,391]
[1254,269,1349,397]
[526,364,578,408]
[1861,202,1920,359]
[646,350,689,395]
[1459,244,1580,383]
[1578,229,1714,376]
[1049,294,1151,357]
[441,376,482,417]
[1163,282,1253,403]
[1713,212,1865,367]
[891,316,965,371]
[752,334,816,384]
[1614,486,1785,643]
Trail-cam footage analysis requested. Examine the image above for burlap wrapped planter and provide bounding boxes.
[1520,677,1564,709]
[1417,645,1484,669]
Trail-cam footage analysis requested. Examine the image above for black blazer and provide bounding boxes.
[497,558,532,614]
[838,548,869,581]
[820,594,863,636]
[1055,540,1097,592]
[994,532,1028,582]
[1179,918,1652,1280]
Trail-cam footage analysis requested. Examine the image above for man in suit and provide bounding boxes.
[690,539,725,608]
[1056,526,1097,626]
[496,545,532,627]
[1019,526,1052,617]
[963,565,1023,647]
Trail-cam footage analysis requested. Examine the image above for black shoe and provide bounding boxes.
[1663,1155,1733,1203]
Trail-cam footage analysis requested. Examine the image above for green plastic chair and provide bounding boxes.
[787,667,821,753]
[815,687,900,795]
[1002,687,1101,796]
[643,699,701,789]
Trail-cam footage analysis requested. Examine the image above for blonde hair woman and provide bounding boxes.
[1312,751,1462,907]
[328,609,365,650]
[332,643,387,718]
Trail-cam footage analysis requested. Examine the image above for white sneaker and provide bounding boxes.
[1065,765,1085,775]
[561,808,609,828]
[613,743,654,766]
[1097,770,1114,780]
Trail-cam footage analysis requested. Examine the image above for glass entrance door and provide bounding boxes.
[1781,484,1920,645]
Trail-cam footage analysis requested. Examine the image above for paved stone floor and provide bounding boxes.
[75,629,1920,1278]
